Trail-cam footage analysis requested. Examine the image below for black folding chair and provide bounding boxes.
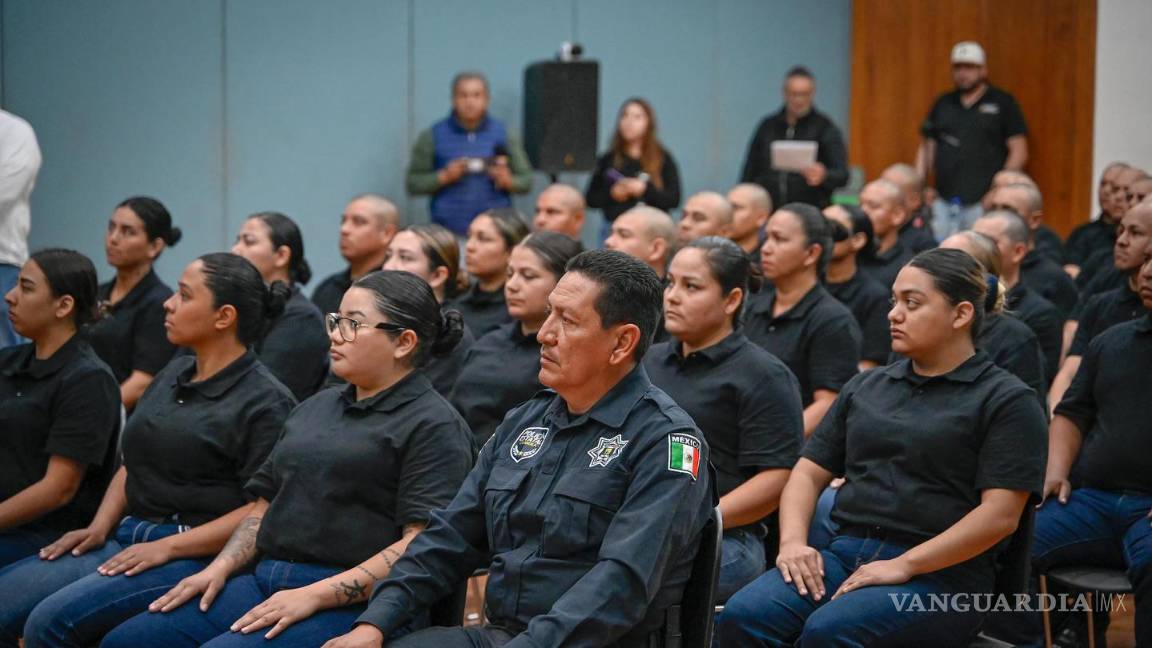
[665,506,723,648]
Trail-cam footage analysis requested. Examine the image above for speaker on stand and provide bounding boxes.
[522,60,599,182]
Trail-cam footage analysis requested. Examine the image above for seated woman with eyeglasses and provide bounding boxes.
[102,270,474,647]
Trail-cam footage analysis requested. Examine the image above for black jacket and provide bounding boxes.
[740,106,848,208]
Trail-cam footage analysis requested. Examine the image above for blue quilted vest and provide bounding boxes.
[430,113,513,236]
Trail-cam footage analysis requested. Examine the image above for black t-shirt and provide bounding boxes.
[449,283,511,337]
[921,85,1028,204]
[86,270,177,383]
[1065,216,1115,267]
[1057,315,1152,494]
[310,269,353,318]
[859,240,916,291]
[1007,283,1062,386]
[248,372,475,566]
[0,337,120,531]
[826,270,891,364]
[1019,251,1080,320]
[644,332,803,502]
[804,354,1046,577]
[744,284,861,406]
[584,150,682,223]
[255,286,330,401]
[122,351,296,526]
[1069,284,1144,357]
[450,322,541,444]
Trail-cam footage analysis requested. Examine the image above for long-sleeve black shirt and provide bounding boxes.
[740,106,848,208]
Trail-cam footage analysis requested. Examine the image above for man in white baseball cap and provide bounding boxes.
[915,41,1029,241]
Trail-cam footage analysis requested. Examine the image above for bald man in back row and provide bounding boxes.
[312,193,400,316]
[727,183,772,264]
[881,163,937,252]
[533,183,586,240]
[677,191,733,245]
[605,205,676,279]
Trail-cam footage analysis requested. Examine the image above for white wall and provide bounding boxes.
[1092,0,1152,207]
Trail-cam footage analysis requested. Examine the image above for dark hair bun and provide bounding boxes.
[746,258,764,294]
[432,309,465,358]
[167,226,183,247]
[265,280,292,321]
[296,257,313,286]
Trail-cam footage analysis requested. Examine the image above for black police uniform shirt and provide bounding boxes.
[921,85,1028,205]
[356,366,715,646]
[1019,250,1080,320]
[310,268,353,318]
[422,312,475,397]
[1069,284,1144,357]
[449,282,511,337]
[122,351,296,526]
[1065,216,1116,267]
[246,372,475,567]
[644,332,803,511]
[1007,283,1062,386]
[254,286,330,402]
[826,270,892,365]
[0,337,120,531]
[859,239,916,291]
[804,352,1047,580]
[449,322,540,444]
[1056,314,1152,495]
[744,284,862,406]
[87,269,176,384]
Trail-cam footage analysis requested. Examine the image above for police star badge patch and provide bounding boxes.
[587,434,629,468]
[510,427,549,463]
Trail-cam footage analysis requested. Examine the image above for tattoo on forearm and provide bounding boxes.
[220,516,261,569]
[329,578,369,605]
[356,564,380,581]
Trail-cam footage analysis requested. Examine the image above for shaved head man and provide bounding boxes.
[311,193,401,316]
[858,179,915,288]
[677,191,733,245]
[534,184,586,239]
[605,205,676,279]
[882,163,936,252]
[727,183,771,260]
[1067,162,1133,275]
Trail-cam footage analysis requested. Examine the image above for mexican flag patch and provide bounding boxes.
[667,433,701,479]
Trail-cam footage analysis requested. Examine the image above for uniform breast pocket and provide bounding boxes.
[484,466,529,551]
[541,468,629,558]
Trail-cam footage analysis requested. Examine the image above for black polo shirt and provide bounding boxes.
[921,85,1028,204]
[1019,251,1080,320]
[826,270,891,364]
[310,269,353,317]
[1057,315,1152,494]
[1075,247,1119,291]
[357,365,714,646]
[899,215,938,254]
[1007,283,1061,386]
[977,314,1046,406]
[255,286,330,401]
[0,337,120,531]
[449,283,511,337]
[744,284,861,406]
[644,332,803,501]
[248,372,474,567]
[122,351,296,526]
[1065,216,1116,267]
[1069,284,1143,357]
[1034,225,1066,266]
[859,240,916,290]
[87,269,176,383]
[450,322,541,444]
[1075,262,1126,307]
[804,353,1046,577]
[422,314,475,397]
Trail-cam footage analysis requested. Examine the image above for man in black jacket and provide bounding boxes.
[740,66,848,209]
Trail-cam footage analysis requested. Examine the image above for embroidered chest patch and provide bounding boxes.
[587,434,629,468]
[510,427,549,463]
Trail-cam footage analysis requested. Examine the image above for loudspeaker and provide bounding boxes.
[522,60,599,173]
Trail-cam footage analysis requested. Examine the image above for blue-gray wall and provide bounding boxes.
[0,0,851,285]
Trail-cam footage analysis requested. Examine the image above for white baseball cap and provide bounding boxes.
[951,41,986,66]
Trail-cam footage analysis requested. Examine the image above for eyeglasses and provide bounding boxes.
[326,313,407,343]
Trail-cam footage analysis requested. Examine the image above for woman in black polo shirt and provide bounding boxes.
[644,237,804,601]
[383,224,475,395]
[230,212,329,401]
[0,249,119,571]
[744,202,862,436]
[1,253,296,648]
[718,248,1047,646]
[822,204,890,369]
[451,231,583,444]
[103,270,475,647]
[453,208,530,336]
[88,196,180,409]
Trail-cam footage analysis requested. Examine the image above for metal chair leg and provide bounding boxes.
[1040,574,1053,648]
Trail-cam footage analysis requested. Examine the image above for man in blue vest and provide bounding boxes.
[406,71,533,237]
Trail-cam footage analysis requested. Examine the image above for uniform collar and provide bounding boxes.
[752,283,828,322]
[340,370,432,413]
[548,364,652,430]
[668,330,747,366]
[174,350,260,398]
[2,334,85,379]
[98,269,162,310]
[462,282,505,305]
[883,351,993,384]
[875,239,910,263]
[506,322,538,345]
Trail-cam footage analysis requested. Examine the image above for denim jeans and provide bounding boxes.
[716,532,990,647]
[0,263,24,348]
[103,559,368,648]
[0,516,189,648]
[930,198,983,241]
[0,523,59,571]
[718,527,767,603]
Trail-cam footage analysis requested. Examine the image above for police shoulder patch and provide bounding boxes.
[667,433,702,479]
[510,427,549,463]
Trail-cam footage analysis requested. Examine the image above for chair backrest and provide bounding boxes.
[677,506,724,648]
[993,497,1037,597]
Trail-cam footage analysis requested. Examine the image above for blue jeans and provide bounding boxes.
[0,523,59,571]
[987,487,1152,647]
[717,533,990,647]
[103,559,367,648]
[0,263,24,348]
[0,516,189,648]
[718,528,767,603]
[930,198,983,241]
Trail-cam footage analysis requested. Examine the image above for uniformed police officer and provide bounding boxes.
[324,249,715,648]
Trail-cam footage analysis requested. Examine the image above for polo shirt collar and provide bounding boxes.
[340,370,432,413]
[508,323,538,345]
[669,330,746,366]
[3,335,84,379]
[1006,282,1030,308]
[549,364,651,430]
[757,283,828,322]
[98,269,161,310]
[175,350,259,398]
[463,282,505,305]
[876,239,910,263]
[882,351,992,384]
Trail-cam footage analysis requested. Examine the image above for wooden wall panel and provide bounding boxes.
[849,0,1096,236]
